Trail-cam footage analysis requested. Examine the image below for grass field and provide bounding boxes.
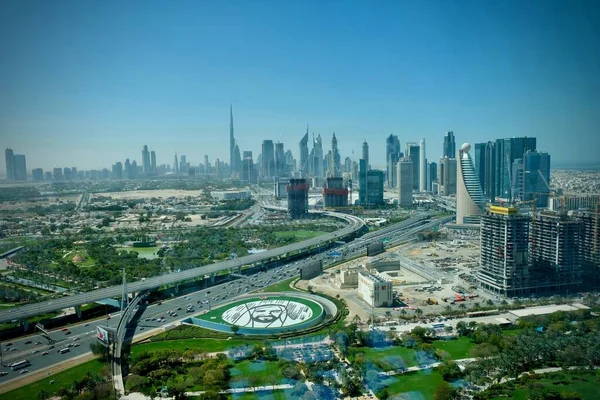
[229,360,284,387]
[273,230,328,240]
[379,370,445,399]
[120,246,159,259]
[0,359,106,400]
[490,372,600,400]
[348,346,418,368]
[260,277,297,293]
[197,296,323,327]
[432,336,474,359]
[131,337,255,356]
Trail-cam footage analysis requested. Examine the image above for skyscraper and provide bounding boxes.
[233,144,242,177]
[484,142,496,201]
[397,158,413,207]
[173,153,179,174]
[275,142,285,177]
[261,140,275,178]
[142,145,150,174]
[229,104,235,176]
[419,138,426,192]
[330,133,341,178]
[406,143,420,191]
[299,127,309,178]
[494,137,536,201]
[523,151,551,207]
[385,134,401,187]
[438,157,457,196]
[474,143,486,190]
[362,140,369,170]
[150,151,156,174]
[311,135,323,180]
[443,131,456,159]
[428,162,437,192]
[12,154,27,181]
[4,148,14,180]
[456,143,485,224]
[32,168,44,181]
[478,205,530,297]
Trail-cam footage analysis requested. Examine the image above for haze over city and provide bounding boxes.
[1,0,599,173]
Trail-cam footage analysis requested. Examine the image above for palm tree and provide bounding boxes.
[445,305,452,314]
[385,311,392,321]
[352,314,362,325]
[401,308,407,317]
[415,308,423,317]
[486,299,494,306]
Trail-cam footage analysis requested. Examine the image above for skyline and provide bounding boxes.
[1,0,599,172]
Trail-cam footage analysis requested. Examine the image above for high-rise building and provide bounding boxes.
[386,134,401,187]
[359,167,384,206]
[287,178,309,218]
[142,145,150,174]
[241,151,255,183]
[12,154,27,180]
[477,206,531,297]
[419,138,426,192]
[64,167,73,181]
[112,162,123,179]
[275,142,285,177]
[233,144,242,177]
[494,137,536,201]
[523,151,551,207]
[329,133,341,178]
[229,104,235,176]
[53,167,64,181]
[427,162,437,192]
[299,127,309,178]
[204,155,209,175]
[397,158,413,207]
[4,148,14,180]
[323,177,348,208]
[474,143,486,190]
[150,151,156,174]
[406,143,420,191]
[511,158,524,201]
[44,171,52,180]
[362,140,369,170]
[438,157,457,196]
[124,159,131,179]
[311,135,323,180]
[443,131,456,159]
[456,143,485,224]
[576,209,600,285]
[261,140,275,178]
[530,212,582,293]
[484,142,496,201]
[32,168,44,181]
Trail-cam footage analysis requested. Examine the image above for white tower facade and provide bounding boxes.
[456,143,485,224]
[419,138,426,192]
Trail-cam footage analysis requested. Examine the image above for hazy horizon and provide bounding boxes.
[1,0,599,173]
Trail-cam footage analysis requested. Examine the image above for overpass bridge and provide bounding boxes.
[0,209,364,324]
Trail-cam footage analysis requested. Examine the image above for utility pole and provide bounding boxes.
[121,268,128,313]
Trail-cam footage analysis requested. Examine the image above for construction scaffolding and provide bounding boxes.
[287,178,309,219]
[576,206,600,286]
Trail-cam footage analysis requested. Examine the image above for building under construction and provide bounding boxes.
[323,177,348,208]
[287,178,309,219]
[529,211,582,293]
[576,209,600,286]
[477,205,531,297]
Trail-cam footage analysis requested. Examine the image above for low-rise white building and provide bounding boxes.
[210,190,251,201]
[358,271,393,307]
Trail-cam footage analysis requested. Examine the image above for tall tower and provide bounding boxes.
[362,140,369,170]
[330,133,340,177]
[443,131,456,159]
[150,151,156,174]
[229,104,235,176]
[142,145,150,174]
[456,143,485,224]
[419,138,426,192]
[4,148,14,180]
[173,153,179,174]
[397,158,413,206]
[299,126,309,178]
[406,143,420,191]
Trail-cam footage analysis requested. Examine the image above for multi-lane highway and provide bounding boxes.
[0,210,364,324]
[0,211,450,388]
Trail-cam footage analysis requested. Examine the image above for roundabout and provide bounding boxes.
[183,293,337,335]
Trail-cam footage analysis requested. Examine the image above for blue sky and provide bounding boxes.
[1,0,598,172]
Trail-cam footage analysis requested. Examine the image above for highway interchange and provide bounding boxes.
[0,211,449,388]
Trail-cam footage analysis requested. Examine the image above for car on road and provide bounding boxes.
[65,331,71,335]
[73,337,80,341]
[9,348,17,352]
[20,369,28,374]
[5,343,12,347]
[61,328,68,332]
[0,371,8,377]
[84,323,89,327]
[25,341,32,345]
[32,350,39,354]
[74,343,80,347]
[42,351,49,356]
[35,341,42,345]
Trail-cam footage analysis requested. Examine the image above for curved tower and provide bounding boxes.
[456,143,485,224]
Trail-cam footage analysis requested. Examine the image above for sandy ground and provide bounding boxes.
[100,190,204,200]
